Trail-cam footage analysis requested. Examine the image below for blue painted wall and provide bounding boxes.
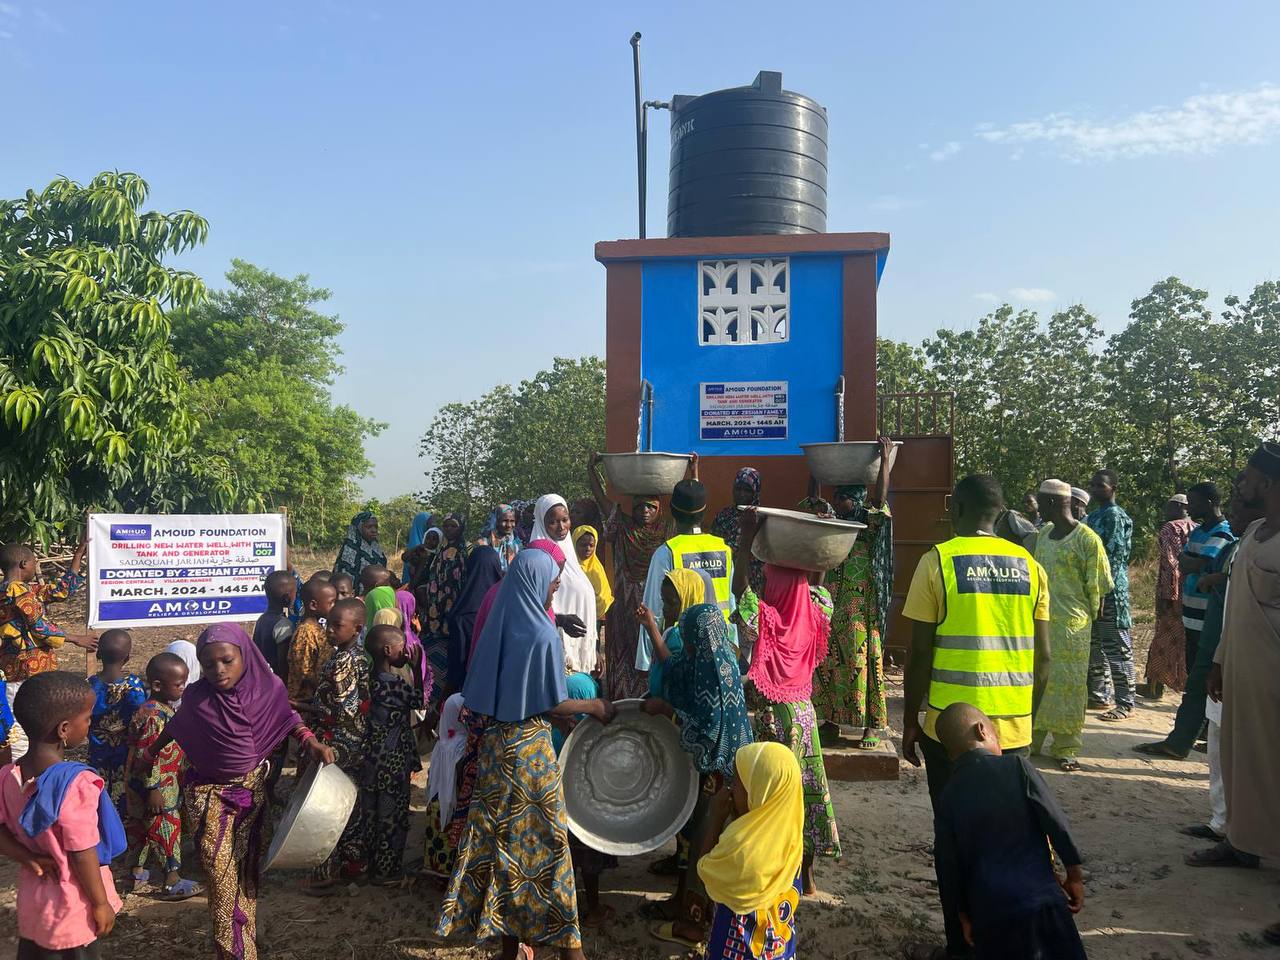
[639,255,844,456]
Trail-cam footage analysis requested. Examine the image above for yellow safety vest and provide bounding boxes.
[668,533,733,624]
[928,536,1039,734]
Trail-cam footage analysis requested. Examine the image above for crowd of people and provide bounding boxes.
[0,439,1277,959]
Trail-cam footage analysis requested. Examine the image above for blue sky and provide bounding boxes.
[4,2,1279,497]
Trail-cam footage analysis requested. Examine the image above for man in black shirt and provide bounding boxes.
[933,702,1087,959]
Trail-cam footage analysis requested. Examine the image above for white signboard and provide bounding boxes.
[699,380,788,441]
[87,513,286,629]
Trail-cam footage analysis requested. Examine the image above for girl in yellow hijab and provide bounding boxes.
[696,742,804,960]
[573,524,613,621]
[638,567,710,697]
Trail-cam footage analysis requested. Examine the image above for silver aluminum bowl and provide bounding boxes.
[263,762,358,872]
[559,698,698,856]
[601,452,692,497]
[749,506,866,573]
[801,440,902,486]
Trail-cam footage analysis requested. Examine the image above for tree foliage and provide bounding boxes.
[177,263,384,544]
[881,276,1280,554]
[419,357,605,523]
[0,172,228,543]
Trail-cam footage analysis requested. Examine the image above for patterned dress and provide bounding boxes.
[124,699,185,873]
[1146,518,1195,689]
[88,673,148,812]
[435,717,581,949]
[313,646,370,881]
[701,874,802,960]
[285,619,329,702]
[421,542,467,705]
[746,587,841,860]
[363,670,421,881]
[812,506,891,730]
[602,505,672,700]
[0,570,83,680]
[1031,524,1113,761]
[186,766,268,960]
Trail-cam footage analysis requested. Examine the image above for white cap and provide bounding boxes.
[1170,493,1189,504]
[1038,479,1072,497]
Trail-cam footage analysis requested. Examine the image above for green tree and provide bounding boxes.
[418,357,606,524]
[169,259,343,385]
[364,493,426,554]
[419,397,498,522]
[176,263,383,544]
[0,172,225,544]
[482,357,605,506]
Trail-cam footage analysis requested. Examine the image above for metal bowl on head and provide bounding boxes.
[801,440,902,487]
[600,452,692,497]
[263,762,357,872]
[559,698,698,856]
[749,506,866,573]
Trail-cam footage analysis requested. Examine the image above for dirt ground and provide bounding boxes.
[2,563,1277,959]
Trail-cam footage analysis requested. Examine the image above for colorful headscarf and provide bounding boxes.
[573,525,613,618]
[510,499,537,545]
[608,498,671,586]
[698,742,803,944]
[333,510,387,585]
[833,485,894,638]
[484,503,523,571]
[666,567,708,615]
[469,539,565,666]
[395,589,431,708]
[531,494,598,673]
[462,550,568,722]
[661,603,753,777]
[364,585,398,630]
[749,564,830,703]
[166,623,301,782]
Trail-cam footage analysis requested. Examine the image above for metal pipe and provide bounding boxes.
[834,375,846,441]
[630,32,646,239]
[637,379,654,452]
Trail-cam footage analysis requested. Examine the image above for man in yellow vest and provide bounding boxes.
[901,474,1052,960]
[634,472,736,675]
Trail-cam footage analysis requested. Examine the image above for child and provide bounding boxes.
[363,623,422,885]
[287,579,337,706]
[1,541,95,759]
[307,596,370,892]
[0,671,125,957]
[359,564,394,596]
[87,629,147,815]
[152,623,333,959]
[933,702,1087,960]
[252,570,297,677]
[330,572,356,601]
[124,652,200,899]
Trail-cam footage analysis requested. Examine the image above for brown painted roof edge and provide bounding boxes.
[594,232,891,263]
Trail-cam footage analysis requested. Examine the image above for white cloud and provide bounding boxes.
[929,141,963,162]
[978,84,1280,160]
[0,3,19,16]
[973,292,1001,304]
[868,194,921,213]
[1009,287,1056,303]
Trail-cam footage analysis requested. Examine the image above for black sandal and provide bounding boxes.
[1098,707,1130,722]
[1133,741,1187,759]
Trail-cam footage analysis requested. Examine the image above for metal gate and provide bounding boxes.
[879,392,955,663]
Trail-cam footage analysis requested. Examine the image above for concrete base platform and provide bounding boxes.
[821,731,900,782]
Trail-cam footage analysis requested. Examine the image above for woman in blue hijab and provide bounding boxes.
[436,550,616,959]
[402,511,433,583]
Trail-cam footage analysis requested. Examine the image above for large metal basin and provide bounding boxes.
[801,440,902,486]
[749,506,866,573]
[263,762,357,872]
[601,452,692,497]
[560,699,698,856]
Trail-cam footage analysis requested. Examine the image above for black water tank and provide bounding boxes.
[667,70,828,238]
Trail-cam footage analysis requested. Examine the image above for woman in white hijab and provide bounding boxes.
[530,493,599,673]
